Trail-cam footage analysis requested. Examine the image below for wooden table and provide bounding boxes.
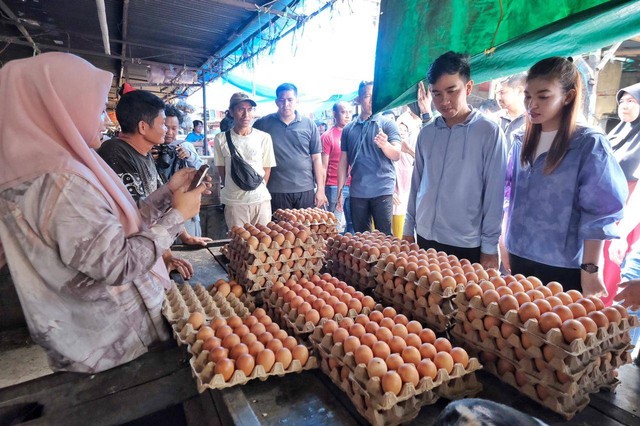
[1,247,638,426]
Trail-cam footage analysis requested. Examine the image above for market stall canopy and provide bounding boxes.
[0,0,319,109]
[373,0,640,112]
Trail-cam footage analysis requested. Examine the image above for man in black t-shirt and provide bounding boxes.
[98,90,211,279]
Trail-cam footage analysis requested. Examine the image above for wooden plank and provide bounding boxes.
[589,364,640,426]
[0,344,189,413]
[22,366,198,426]
[182,394,224,426]
[209,387,261,426]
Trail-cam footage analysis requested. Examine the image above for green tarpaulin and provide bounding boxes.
[373,0,640,112]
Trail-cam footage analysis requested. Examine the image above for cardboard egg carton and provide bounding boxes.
[274,208,340,227]
[232,249,324,267]
[228,257,324,277]
[478,357,594,420]
[451,323,631,388]
[318,357,427,426]
[227,235,319,257]
[310,327,482,409]
[163,282,250,331]
[455,293,638,357]
[187,339,318,393]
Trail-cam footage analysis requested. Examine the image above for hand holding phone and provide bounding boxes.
[189,165,210,191]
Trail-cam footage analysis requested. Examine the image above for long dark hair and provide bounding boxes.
[521,57,581,174]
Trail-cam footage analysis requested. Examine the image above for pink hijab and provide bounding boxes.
[0,52,169,284]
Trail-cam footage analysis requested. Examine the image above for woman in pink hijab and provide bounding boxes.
[0,53,206,373]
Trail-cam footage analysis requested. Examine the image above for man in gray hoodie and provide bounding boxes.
[402,52,507,268]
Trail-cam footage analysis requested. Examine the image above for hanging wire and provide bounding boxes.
[484,0,504,56]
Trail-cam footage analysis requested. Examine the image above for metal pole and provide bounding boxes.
[202,78,209,156]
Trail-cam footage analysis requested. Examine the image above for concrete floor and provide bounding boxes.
[0,329,52,389]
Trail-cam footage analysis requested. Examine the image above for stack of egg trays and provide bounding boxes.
[163,282,251,341]
[164,282,319,392]
[371,259,464,333]
[262,280,381,344]
[451,292,637,420]
[308,321,482,426]
[225,233,324,293]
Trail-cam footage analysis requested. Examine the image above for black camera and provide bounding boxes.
[153,144,176,168]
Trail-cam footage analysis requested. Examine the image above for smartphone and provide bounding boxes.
[189,165,210,191]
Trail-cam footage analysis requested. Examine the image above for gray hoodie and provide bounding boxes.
[403,108,507,254]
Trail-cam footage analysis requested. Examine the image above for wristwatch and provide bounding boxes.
[580,263,599,273]
[421,112,432,122]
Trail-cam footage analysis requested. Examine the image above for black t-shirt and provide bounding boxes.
[97,138,162,203]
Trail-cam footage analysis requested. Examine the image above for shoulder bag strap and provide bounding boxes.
[225,131,238,157]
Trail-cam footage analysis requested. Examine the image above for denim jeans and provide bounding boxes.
[326,185,353,234]
[350,194,393,235]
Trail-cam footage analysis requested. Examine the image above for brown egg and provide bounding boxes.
[482,289,500,307]
[208,346,229,363]
[588,296,605,310]
[546,296,563,308]
[532,298,552,315]
[518,302,541,323]
[588,310,609,328]
[385,353,404,370]
[196,326,215,342]
[546,281,563,295]
[291,345,309,366]
[339,317,355,329]
[434,337,453,353]
[535,286,553,298]
[343,336,361,354]
[508,281,525,294]
[416,358,437,379]
[575,298,596,314]
[348,298,363,313]
[496,286,514,297]
[400,346,421,364]
[360,333,378,348]
[305,309,321,326]
[612,304,629,319]
[536,384,549,401]
[362,296,376,310]
[514,291,532,306]
[500,323,519,339]
[483,315,501,331]
[561,319,587,343]
[257,331,274,346]
[333,302,349,317]
[389,336,407,354]
[602,307,622,326]
[577,316,598,334]
[552,305,574,322]
[322,319,339,335]
[369,311,384,323]
[419,328,437,344]
[250,322,266,336]
[397,363,420,387]
[450,347,469,368]
[567,302,587,319]
[392,323,409,339]
[382,307,397,318]
[266,338,284,353]
[230,343,249,360]
[215,358,235,381]
[222,333,241,349]
[236,353,255,377]
[248,341,265,358]
[256,349,276,372]
[538,312,562,333]
[434,351,454,374]
[555,292,573,305]
[333,328,349,344]
[355,345,374,365]
[441,275,457,290]
[367,357,388,378]
[247,236,259,249]
[465,283,483,299]
[187,312,205,330]
[498,294,519,315]
[275,347,293,369]
[497,358,515,376]
[404,333,422,349]
[211,317,228,330]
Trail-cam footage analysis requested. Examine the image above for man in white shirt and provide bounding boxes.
[214,93,276,228]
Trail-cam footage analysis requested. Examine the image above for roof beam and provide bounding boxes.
[118,0,130,89]
[212,0,301,19]
[0,0,41,54]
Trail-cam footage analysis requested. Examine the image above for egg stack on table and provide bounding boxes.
[223,221,324,293]
[373,248,490,333]
[273,208,340,245]
[308,306,482,426]
[163,280,318,392]
[325,231,415,292]
[262,273,380,344]
[450,276,638,419]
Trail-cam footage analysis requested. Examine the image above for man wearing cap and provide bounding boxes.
[254,82,328,210]
[214,93,276,228]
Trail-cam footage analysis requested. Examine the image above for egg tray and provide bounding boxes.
[373,261,465,302]
[454,292,638,357]
[310,327,482,411]
[452,316,633,380]
[226,248,324,267]
[163,283,251,331]
[229,263,324,294]
[374,286,454,333]
[186,338,319,393]
[455,311,634,376]
[273,209,340,227]
[319,357,427,426]
[474,354,614,420]
[326,262,377,291]
[227,235,319,257]
[227,256,324,277]
[451,323,629,393]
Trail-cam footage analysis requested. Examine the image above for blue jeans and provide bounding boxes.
[326,185,353,234]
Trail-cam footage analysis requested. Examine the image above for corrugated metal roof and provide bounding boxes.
[0,0,303,107]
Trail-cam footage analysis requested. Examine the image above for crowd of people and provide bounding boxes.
[0,49,639,374]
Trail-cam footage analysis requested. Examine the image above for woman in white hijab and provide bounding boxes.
[0,53,207,373]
